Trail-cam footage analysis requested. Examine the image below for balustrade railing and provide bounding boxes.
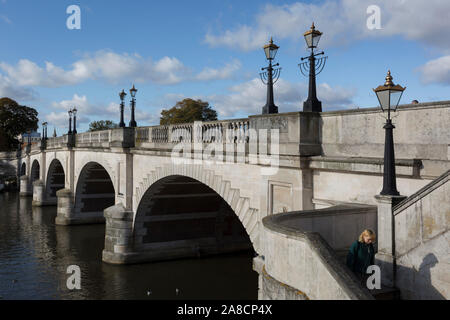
[135,118,250,145]
[76,130,111,144]
[46,136,68,149]
[34,118,252,151]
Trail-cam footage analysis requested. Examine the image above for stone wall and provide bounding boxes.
[320,102,450,161]
[393,170,449,299]
[258,208,374,300]
[276,205,377,251]
[313,170,431,206]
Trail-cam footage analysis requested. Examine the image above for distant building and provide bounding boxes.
[18,131,41,145]
[411,100,419,104]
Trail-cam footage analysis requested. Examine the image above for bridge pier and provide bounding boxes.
[102,204,136,264]
[55,189,75,225]
[32,179,56,206]
[55,187,108,225]
[19,175,32,197]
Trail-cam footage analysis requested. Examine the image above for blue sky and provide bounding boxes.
[0,0,449,133]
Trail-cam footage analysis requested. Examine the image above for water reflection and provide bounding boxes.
[0,193,257,300]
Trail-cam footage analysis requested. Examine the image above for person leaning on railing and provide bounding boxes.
[346,229,376,285]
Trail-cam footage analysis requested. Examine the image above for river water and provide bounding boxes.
[0,192,258,300]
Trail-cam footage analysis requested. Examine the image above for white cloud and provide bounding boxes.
[165,78,356,119]
[418,55,450,85]
[46,94,93,127]
[195,60,242,81]
[0,74,38,101]
[51,94,90,112]
[0,51,241,88]
[0,52,188,87]
[0,14,11,24]
[205,0,450,52]
[44,94,160,129]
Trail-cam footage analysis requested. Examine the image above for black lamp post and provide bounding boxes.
[299,23,327,112]
[260,37,281,114]
[68,110,73,134]
[42,122,48,140]
[129,84,137,127]
[119,89,127,128]
[72,108,77,134]
[373,70,406,196]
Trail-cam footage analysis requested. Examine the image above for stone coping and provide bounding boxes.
[308,156,419,166]
[393,169,450,214]
[262,211,374,300]
[319,100,450,117]
[277,204,376,220]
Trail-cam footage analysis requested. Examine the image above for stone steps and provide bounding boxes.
[335,248,400,300]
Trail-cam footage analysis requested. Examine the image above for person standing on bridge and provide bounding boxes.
[346,229,376,285]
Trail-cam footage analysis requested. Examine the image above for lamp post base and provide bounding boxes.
[303,99,322,112]
[262,105,278,114]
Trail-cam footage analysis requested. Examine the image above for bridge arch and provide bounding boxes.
[74,154,116,196]
[74,161,115,219]
[134,164,260,252]
[30,159,40,183]
[45,159,65,201]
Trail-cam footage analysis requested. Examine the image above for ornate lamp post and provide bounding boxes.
[72,107,78,134]
[129,84,137,127]
[40,121,48,150]
[260,37,281,114]
[299,23,327,112]
[68,110,73,134]
[373,70,406,196]
[42,122,48,140]
[119,89,127,127]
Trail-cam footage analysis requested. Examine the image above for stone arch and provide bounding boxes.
[30,159,40,183]
[74,154,116,196]
[45,153,67,182]
[45,159,65,201]
[74,161,115,219]
[134,164,260,251]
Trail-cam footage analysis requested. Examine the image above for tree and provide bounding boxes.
[0,97,39,151]
[160,98,218,125]
[88,120,119,132]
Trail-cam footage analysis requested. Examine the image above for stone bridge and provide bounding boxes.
[2,101,449,299]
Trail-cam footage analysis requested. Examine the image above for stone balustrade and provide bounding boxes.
[46,136,68,149]
[134,118,250,145]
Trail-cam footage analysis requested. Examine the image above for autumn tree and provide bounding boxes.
[0,97,39,151]
[160,98,218,125]
[88,120,119,132]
